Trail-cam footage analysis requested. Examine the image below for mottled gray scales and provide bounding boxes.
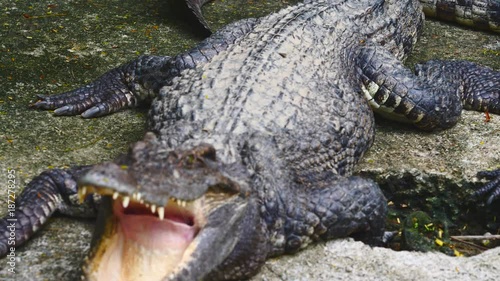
[154,3,333,135]
[1,0,500,281]
[152,0,378,178]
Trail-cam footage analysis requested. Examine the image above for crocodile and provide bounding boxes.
[1,0,500,280]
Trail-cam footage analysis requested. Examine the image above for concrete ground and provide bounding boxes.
[0,0,499,280]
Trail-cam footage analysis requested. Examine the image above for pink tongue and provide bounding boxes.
[114,203,196,252]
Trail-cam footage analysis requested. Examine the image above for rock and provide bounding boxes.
[253,238,500,281]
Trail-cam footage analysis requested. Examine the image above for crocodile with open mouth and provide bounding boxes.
[1,0,500,280]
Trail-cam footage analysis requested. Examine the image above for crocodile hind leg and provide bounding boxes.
[414,59,500,115]
[355,44,500,202]
[355,44,500,130]
[411,59,500,201]
[0,166,98,257]
[31,18,258,118]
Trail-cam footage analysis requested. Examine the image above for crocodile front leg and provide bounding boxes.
[31,18,258,118]
[0,166,97,257]
[200,175,387,281]
[262,175,387,257]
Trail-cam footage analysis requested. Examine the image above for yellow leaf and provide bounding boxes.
[435,238,444,246]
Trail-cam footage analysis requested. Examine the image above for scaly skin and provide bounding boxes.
[1,0,500,280]
[420,0,500,32]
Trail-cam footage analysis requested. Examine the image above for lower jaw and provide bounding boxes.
[86,219,192,281]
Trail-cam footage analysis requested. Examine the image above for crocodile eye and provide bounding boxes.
[180,144,217,168]
[190,144,216,161]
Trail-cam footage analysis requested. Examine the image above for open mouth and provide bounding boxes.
[79,185,208,281]
[113,197,199,251]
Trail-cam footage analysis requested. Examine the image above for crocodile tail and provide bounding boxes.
[420,0,500,32]
[186,0,214,32]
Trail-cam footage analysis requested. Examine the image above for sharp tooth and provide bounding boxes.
[136,193,142,201]
[112,192,119,200]
[173,169,180,178]
[122,196,130,208]
[140,199,144,204]
[145,203,149,208]
[151,204,156,214]
[157,207,165,220]
[78,186,87,203]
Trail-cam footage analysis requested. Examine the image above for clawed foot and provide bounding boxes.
[475,169,500,204]
[30,67,136,118]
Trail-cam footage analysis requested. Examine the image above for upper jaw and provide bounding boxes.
[77,133,246,207]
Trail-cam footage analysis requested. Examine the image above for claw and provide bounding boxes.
[30,101,43,109]
[82,103,113,118]
[487,195,497,205]
[31,99,50,109]
[81,106,102,118]
[54,105,73,115]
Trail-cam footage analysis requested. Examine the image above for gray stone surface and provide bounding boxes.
[253,238,500,281]
[0,0,499,280]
